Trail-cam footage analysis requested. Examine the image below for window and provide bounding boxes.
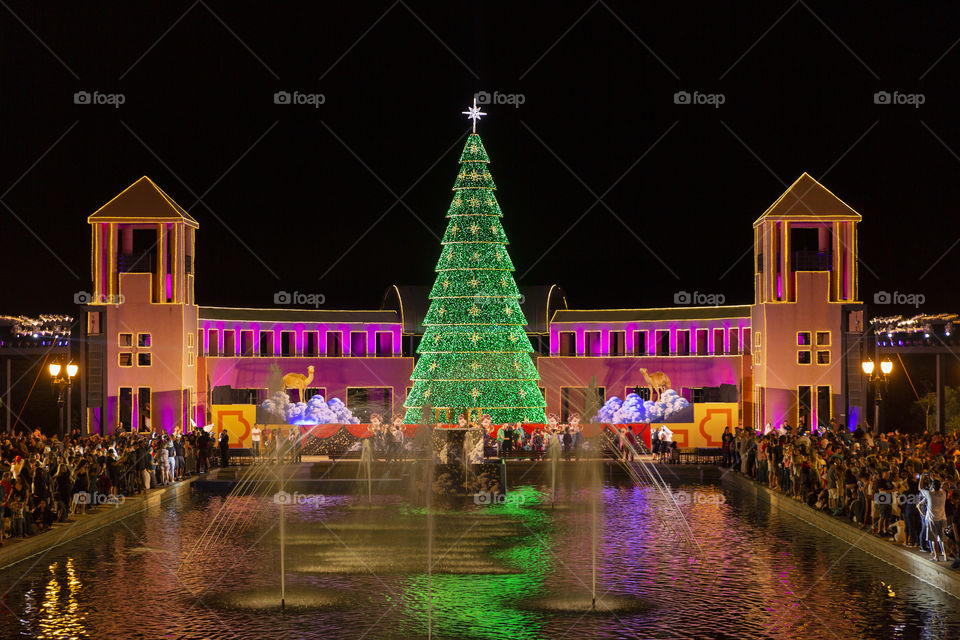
[259,331,274,356]
[187,332,194,348]
[222,330,236,356]
[138,388,151,431]
[137,333,151,348]
[798,385,812,430]
[560,386,606,423]
[728,328,740,355]
[713,328,725,355]
[609,330,626,356]
[558,331,576,356]
[304,331,320,357]
[119,353,133,367]
[816,386,831,429]
[816,331,830,346]
[207,330,219,357]
[584,331,601,356]
[240,330,254,356]
[656,330,670,356]
[633,330,647,356]
[119,387,132,431]
[376,331,394,357]
[350,331,367,356]
[676,330,690,356]
[138,353,152,366]
[182,387,194,432]
[798,351,811,364]
[346,387,392,421]
[304,387,326,402]
[87,312,102,335]
[187,352,195,366]
[691,387,706,403]
[755,330,761,347]
[696,329,708,354]
[326,331,343,357]
[797,331,811,346]
[817,350,830,364]
[743,328,751,355]
[119,333,133,347]
[230,388,265,404]
[281,331,295,357]
[628,385,651,401]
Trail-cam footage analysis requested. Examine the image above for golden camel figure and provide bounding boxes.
[283,365,314,402]
[639,368,671,400]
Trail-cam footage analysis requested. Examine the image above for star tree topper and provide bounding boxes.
[462,97,486,133]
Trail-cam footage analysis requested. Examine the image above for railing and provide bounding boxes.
[791,250,832,271]
[118,251,153,273]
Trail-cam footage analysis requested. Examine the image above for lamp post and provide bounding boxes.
[49,361,78,439]
[861,358,893,436]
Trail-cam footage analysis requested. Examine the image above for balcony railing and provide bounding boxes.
[118,251,153,273]
[791,250,832,271]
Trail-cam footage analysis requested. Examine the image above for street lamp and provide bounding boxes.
[861,358,893,435]
[50,360,78,438]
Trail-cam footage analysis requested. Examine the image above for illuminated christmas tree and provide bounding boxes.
[403,102,546,424]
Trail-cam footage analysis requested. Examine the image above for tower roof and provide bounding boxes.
[87,176,199,227]
[754,173,861,226]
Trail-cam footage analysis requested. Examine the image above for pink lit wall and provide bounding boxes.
[102,273,197,433]
[537,355,749,419]
[201,356,415,416]
[751,271,846,430]
[198,320,402,357]
[549,316,752,355]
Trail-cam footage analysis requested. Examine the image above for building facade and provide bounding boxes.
[79,173,866,435]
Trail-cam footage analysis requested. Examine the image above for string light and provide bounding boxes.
[403,130,546,424]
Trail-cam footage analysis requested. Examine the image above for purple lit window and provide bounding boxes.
[350,332,367,357]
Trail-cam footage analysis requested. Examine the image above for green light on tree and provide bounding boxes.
[403,112,546,424]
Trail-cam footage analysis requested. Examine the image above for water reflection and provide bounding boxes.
[27,558,89,640]
[0,482,956,640]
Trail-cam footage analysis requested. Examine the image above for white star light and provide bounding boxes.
[462,97,487,133]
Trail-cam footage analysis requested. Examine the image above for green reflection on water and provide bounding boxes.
[402,486,553,639]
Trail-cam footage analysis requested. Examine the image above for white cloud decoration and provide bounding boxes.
[591,389,690,423]
[260,391,360,425]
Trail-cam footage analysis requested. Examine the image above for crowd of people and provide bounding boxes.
[0,426,229,545]
[488,413,586,460]
[722,421,960,568]
[360,412,592,462]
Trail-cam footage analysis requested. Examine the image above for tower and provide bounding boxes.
[751,173,864,431]
[81,176,199,434]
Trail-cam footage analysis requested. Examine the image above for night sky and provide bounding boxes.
[3,2,960,421]
[4,1,959,312]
